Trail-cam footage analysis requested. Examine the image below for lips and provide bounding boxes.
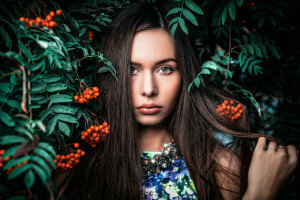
[137,103,162,115]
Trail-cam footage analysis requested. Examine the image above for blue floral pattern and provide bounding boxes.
[141,151,197,199]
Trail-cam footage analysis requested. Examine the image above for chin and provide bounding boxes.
[136,116,166,126]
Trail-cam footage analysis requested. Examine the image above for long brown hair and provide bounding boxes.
[63,1,276,199]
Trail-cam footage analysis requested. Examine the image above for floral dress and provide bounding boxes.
[141,151,197,200]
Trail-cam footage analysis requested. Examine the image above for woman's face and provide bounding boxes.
[130,28,182,126]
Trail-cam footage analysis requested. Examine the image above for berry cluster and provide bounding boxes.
[54,143,85,172]
[0,149,29,175]
[81,122,110,147]
[19,9,62,29]
[216,100,244,121]
[74,87,99,104]
[82,31,94,45]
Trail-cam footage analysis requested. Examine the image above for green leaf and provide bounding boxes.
[42,74,61,83]
[7,100,21,111]
[31,82,47,93]
[36,40,48,49]
[49,94,73,103]
[31,156,51,178]
[168,17,180,28]
[24,170,35,188]
[228,0,236,20]
[269,45,280,59]
[46,83,67,93]
[79,27,87,38]
[39,108,53,121]
[0,110,15,127]
[33,148,56,169]
[170,22,178,38]
[8,163,31,180]
[246,45,254,55]
[32,164,47,184]
[28,60,45,71]
[182,9,198,26]
[242,35,248,43]
[178,18,188,35]
[3,155,31,171]
[166,8,182,17]
[37,142,57,159]
[14,127,33,140]
[200,68,211,75]
[47,117,57,134]
[56,114,78,124]
[62,24,71,32]
[87,24,101,32]
[236,0,243,7]
[253,45,263,58]
[258,16,265,28]
[221,6,227,25]
[194,77,200,87]
[17,40,32,59]
[0,27,12,50]
[58,121,70,136]
[52,105,77,115]
[1,145,21,159]
[185,0,204,15]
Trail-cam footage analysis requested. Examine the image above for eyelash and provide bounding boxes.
[130,65,174,74]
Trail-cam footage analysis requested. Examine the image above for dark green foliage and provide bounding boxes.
[0,0,299,199]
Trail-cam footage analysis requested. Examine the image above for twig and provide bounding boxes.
[0,70,21,80]
[18,64,28,113]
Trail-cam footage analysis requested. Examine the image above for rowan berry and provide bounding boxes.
[79,98,85,104]
[49,11,55,17]
[93,87,99,93]
[56,9,62,15]
[74,143,80,148]
[103,122,107,127]
[230,100,234,105]
[19,17,25,21]
[36,17,42,24]
[49,21,56,27]
[74,95,79,101]
[46,15,52,21]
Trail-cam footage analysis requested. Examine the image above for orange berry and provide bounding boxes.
[19,17,25,21]
[105,130,109,134]
[29,19,35,26]
[237,104,242,108]
[36,17,42,24]
[103,122,107,127]
[74,143,80,148]
[94,92,99,97]
[93,87,99,93]
[56,9,62,15]
[87,128,92,134]
[95,127,100,132]
[81,151,85,156]
[239,108,243,113]
[223,100,229,104]
[46,15,52,22]
[226,105,230,110]
[49,11,55,17]
[74,95,79,101]
[230,100,234,105]
[60,155,65,160]
[81,135,86,140]
[88,90,94,95]
[49,21,56,27]
[79,98,85,104]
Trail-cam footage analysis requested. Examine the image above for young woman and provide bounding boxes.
[55,1,298,199]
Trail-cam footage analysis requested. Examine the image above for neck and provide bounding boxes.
[138,122,172,152]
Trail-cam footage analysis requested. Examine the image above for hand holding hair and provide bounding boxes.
[243,137,298,200]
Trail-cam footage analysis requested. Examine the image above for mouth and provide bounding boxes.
[137,103,162,115]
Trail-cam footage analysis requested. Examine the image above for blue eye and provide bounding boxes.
[130,67,138,74]
[159,66,174,73]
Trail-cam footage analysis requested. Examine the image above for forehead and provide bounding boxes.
[130,29,176,63]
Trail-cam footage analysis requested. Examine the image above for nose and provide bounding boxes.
[141,71,158,97]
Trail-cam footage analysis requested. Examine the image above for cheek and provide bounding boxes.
[161,76,182,106]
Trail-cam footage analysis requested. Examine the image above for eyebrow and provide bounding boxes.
[130,58,178,66]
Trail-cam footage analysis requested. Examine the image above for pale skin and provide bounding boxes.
[130,28,298,199]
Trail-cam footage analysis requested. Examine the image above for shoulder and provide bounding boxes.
[212,146,241,200]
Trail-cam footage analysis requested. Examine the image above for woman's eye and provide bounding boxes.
[130,67,138,74]
[159,66,174,73]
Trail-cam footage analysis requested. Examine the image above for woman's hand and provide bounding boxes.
[244,137,298,200]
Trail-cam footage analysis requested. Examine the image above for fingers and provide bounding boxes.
[267,141,277,152]
[286,145,298,168]
[254,137,266,153]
